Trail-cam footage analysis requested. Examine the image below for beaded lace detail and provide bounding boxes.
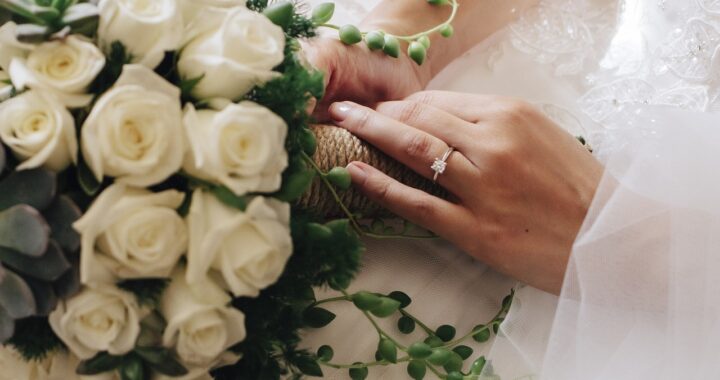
[503,0,720,132]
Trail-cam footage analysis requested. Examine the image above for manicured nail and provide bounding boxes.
[346,162,367,184]
[329,102,353,122]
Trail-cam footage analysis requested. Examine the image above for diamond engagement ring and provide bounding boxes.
[431,147,455,183]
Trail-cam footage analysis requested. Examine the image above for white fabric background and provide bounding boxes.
[302,0,720,379]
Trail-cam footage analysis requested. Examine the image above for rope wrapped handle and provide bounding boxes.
[297,124,446,217]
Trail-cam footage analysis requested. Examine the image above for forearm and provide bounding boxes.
[360,0,538,83]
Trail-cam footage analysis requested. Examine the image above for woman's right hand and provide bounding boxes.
[304,37,431,121]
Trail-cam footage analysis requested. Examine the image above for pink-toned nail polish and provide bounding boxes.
[346,162,367,183]
[329,102,353,122]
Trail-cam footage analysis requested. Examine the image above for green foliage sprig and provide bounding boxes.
[310,0,459,65]
[307,289,514,379]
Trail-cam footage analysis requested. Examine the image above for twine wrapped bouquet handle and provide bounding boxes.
[297,124,446,217]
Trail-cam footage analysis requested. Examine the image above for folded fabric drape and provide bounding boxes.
[489,107,720,380]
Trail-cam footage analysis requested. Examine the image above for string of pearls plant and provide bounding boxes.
[306,289,513,380]
[310,0,459,65]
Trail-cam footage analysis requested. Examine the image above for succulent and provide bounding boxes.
[0,144,81,343]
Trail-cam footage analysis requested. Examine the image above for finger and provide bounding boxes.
[405,91,508,123]
[374,100,476,152]
[346,161,470,239]
[330,101,475,194]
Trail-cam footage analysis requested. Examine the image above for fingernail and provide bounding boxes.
[346,162,367,184]
[329,102,354,122]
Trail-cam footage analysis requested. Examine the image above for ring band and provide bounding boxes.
[431,147,455,183]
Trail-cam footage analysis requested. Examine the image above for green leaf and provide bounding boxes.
[442,352,464,373]
[325,167,352,190]
[0,0,45,24]
[316,345,334,362]
[365,30,385,51]
[77,157,101,196]
[179,74,205,99]
[14,23,51,44]
[349,365,368,380]
[407,360,427,380]
[0,205,49,257]
[446,371,464,380]
[135,347,188,377]
[378,338,397,363]
[53,265,80,299]
[408,41,427,65]
[436,324,456,342]
[0,241,70,282]
[427,348,452,366]
[7,316,63,361]
[397,316,415,334]
[60,3,98,36]
[472,325,490,343]
[0,169,56,211]
[383,35,400,58]
[262,1,294,30]
[311,3,334,25]
[117,279,169,308]
[303,307,336,328]
[470,356,487,375]
[299,128,317,156]
[407,342,433,359]
[369,297,401,318]
[295,354,323,377]
[77,353,125,375]
[339,24,362,45]
[0,305,15,343]
[120,356,144,380]
[43,195,82,253]
[424,335,443,348]
[306,223,333,241]
[0,264,36,319]
[211,186,248,210]
[25,277,57,317]
[351,291,382,311]
[440,24,454,38]
[453,345,473,360]
[388,291,411,308]
[274,169,315,202]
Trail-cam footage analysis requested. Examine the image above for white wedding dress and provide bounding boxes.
[302,0,720,379]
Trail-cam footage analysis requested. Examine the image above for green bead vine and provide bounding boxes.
[305,289,514,379]
[310,0,459,65]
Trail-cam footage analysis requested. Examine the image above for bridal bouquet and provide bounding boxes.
[0,0,364,378]
[0,0,511,379]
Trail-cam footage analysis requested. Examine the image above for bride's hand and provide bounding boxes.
[329,92,604,294]
[304,37,429,121]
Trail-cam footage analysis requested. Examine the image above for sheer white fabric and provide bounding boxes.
[302,0,720,378]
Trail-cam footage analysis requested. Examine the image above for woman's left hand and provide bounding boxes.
[329,92,604,294]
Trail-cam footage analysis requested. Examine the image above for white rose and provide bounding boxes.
[0,69,11,101]
[7,35,105,107]
[186,190,292,297]
[179,0,246,24]
[0,346,119,380]
[183,101,288,196]
[49,285,141,360]
[98,0,183,69]
[178,7,285,101]
[161,268,246,367]
[73,184,187,284]
[0,90,78,171]
[0,22,30,72]
[81,64,185,187]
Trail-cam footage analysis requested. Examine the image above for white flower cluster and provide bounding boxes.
[0,0,294,377]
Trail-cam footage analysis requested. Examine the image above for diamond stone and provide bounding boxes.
[431,158,447,174]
